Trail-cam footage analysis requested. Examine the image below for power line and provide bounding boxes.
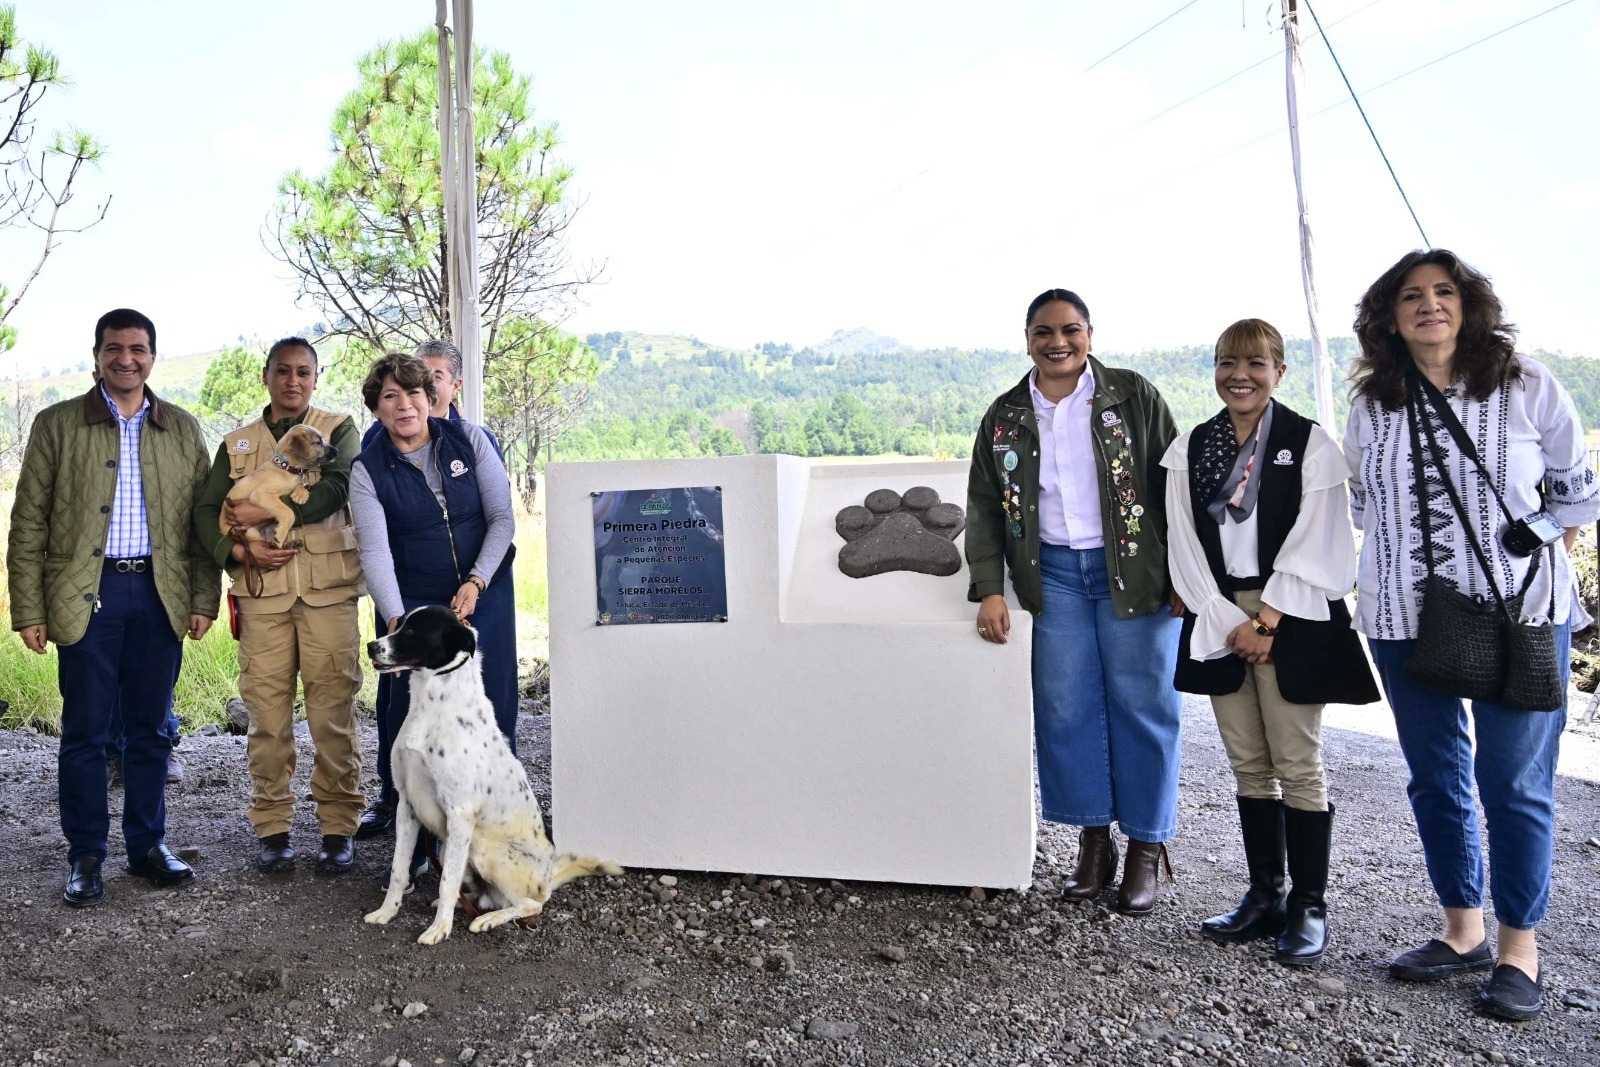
[1342,0,1583,99]
[1109,0,1388,143]
[1181,0,1589,180]
[847,1,1207,214]
[1086,0,1202,71]
[1300,0,1429,246]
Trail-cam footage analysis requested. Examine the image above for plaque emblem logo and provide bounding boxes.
[639,493,671,516]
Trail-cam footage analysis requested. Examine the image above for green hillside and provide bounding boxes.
[565,331,1600,463]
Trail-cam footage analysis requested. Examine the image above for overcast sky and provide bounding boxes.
[1,0,1596,374]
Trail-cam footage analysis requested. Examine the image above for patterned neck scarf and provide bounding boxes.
[1194,401,1274,525]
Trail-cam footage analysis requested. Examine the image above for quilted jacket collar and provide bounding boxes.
[80,382,171,431]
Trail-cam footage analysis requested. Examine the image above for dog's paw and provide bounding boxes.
[289,485,310,504]
[835,487,965,579]
[417,920,453,945]
[364,905,398,925]
[468,912,499,934]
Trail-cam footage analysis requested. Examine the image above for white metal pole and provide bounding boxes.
[435,1,459,362]
[1283,0,1335,429]
[453,0,484,424]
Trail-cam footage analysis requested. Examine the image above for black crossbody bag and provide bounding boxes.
[1404,373,1562,712]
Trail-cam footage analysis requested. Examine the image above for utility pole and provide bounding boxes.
[1283,0,1335,428]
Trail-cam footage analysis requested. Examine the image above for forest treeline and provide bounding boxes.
[555,332,1600,463]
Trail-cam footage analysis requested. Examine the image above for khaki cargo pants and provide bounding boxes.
[239,598,364,837]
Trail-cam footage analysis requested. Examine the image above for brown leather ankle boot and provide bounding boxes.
[1116,838,1173,915]
[1061,826,1117,900]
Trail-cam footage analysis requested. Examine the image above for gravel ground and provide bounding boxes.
[1,698,1599,1067]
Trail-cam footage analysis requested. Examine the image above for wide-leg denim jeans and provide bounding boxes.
[1368,627,1569,930]
[1032,543,1183,842]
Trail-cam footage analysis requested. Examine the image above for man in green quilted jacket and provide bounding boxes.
[6,308,220,908]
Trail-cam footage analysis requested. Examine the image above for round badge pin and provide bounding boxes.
[1003,449,1018,471]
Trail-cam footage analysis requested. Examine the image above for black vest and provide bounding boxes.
[1173,403,1378,706]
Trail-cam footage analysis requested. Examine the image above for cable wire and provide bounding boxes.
[1110,0,1388,142]
[1181,0,1588,180]
[1300,0,1429,245]
[1086,0,1202,71]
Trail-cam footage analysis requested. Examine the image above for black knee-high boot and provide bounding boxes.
[1275,803,1333,966]
[1201,796,1287,943]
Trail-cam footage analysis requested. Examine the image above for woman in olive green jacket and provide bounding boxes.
[966,288,1182,915]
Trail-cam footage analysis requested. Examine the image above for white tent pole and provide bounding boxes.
[453,0,483,424]
[1283,0,1335,429]
[435,0,460,379]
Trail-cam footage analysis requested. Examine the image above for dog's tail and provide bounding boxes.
[547,853,623,893]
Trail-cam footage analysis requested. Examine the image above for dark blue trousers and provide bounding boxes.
[375,576,519,808]
[56,568,183,863]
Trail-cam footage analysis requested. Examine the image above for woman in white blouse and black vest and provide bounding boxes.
[1164,319,1378,967]
[1344,249,1600,1022]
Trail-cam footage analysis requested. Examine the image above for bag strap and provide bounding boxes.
[1406,386,1517,620]
[1408,384,1544,615]
[1410,369,1520,530]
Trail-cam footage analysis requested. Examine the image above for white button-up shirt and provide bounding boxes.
[1030,367,1103,549]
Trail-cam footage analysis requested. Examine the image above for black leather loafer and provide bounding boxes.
[315,835,355,875]
[126,843,196,886]
[1389,938,1494,982]
[1478,964,1543,1021]
[354,801,395,840]
[257,832,295,873]
[63,856,104,907]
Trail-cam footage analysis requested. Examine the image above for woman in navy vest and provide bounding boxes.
[349,353,519,884]
[1162,319,1377,966]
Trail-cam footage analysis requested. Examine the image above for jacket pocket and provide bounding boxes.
[305,525,363,591]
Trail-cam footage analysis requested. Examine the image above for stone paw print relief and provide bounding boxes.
[834,487,966,579]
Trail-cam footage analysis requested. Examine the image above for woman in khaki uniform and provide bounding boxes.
[192,338,366,874]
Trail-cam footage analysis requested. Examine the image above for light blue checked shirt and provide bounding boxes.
[101,383,152,558]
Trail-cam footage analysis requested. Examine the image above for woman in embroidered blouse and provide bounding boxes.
[1164,319,1376,967]
[1344,249,1599,1021]
[966,288,1182,916]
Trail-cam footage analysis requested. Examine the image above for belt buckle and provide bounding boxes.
[114,559,147,574]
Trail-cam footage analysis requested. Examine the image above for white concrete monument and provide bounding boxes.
[547,455,1035,888]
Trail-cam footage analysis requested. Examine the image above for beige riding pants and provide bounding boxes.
[1209,590,1328,812]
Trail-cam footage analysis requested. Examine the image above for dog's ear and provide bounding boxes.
[547,854,623,895]
[449,616,478,659]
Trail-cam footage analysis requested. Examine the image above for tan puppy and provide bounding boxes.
[221,423,338,547]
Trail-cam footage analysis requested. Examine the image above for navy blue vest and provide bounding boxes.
[356,416,511,604]
[1173,403,1378,706]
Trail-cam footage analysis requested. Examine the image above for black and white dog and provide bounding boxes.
[364,605,620,945]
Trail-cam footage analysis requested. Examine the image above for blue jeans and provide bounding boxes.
[1032,543,1183,841]
[1368,627,1569,930]
[56,568,183,863]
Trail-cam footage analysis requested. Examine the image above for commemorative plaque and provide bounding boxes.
[592,486,728,624]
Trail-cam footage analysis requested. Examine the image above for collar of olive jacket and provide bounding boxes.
[80,382,172,431]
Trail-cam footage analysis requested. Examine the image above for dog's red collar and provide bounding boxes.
[269,451,306,475]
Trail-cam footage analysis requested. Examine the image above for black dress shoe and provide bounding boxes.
[126,844,196,886]
[258,832,295,873]
[1389,937,1494,982]
[63,857,104,908]
[315,835,355,875]
[1478,964,1543,1021]
[354,801,395,840]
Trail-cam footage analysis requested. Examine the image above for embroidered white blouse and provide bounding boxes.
[1163,421,1357,660]
[1342,357,1600,640]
